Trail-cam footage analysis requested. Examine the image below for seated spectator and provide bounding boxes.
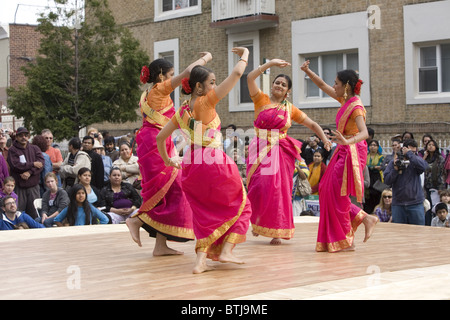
[0,196,45,230]
[431,202,449,228]
[308,149,327,195]
[0,176,18,203]
[425,189,450,225]
[75,167,104,208]
[422,139,446,204]
[32,134,53,196]
[104,136,119,162]
[113,142,140,185]
[82,136,105,190]
[101,167,141,224]
[39,172,70,227]
[60,137,91,190]
[54,184,109,226]
[373,188,392,222]
[365,139,384,215]
[92,140,112,185]
[41,129,63,186]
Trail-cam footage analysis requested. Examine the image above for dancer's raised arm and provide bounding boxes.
[171,52,212,89]
[300,60,338,101]
[247,59,291,97]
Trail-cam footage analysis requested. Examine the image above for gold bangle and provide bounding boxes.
[239,58,248,65]
[200,57,207,65]
[258,65,264,75]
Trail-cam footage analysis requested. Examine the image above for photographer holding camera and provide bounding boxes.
[384,139,429,225]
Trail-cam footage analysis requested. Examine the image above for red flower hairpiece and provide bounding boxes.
[181,77,192,94]
[140,65,150,84]
[354,79,363,95]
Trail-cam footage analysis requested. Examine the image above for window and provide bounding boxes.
[227,31,260,112]
[404,1,450,104]
[419,44,450,93]
[162,0,198,12]
[154,39,180,109]
[305,52,359,98]
[155,0,201,21]
[291,11,370,109]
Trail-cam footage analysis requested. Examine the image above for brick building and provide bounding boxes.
[104,0,450,146]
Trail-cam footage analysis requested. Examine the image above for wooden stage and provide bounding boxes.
[1,216,450,301]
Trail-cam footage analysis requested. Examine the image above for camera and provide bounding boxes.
[394,151,410,173]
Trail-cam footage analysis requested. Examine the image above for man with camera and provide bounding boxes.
[384,139,429,225]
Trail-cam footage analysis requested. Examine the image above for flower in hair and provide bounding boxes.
[140,65,150,84]
[354,79,363,95]
[181,77,192,94]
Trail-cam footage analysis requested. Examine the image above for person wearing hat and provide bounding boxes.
[92,139,112,184]
[6,127,45,219]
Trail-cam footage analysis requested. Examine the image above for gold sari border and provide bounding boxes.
[195,184,248,253]
[251,224,295,239]
[137,214,195,240]
[140,91,171,129]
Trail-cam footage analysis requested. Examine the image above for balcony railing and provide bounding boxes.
[211,0,276,22]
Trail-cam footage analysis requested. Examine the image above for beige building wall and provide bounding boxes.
[101,0,450,144]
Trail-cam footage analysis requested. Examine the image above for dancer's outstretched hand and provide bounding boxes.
[300,60,310,72]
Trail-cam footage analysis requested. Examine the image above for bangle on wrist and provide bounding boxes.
[258,65,264,75]
[239,58,248,65]
[200,57,207,65]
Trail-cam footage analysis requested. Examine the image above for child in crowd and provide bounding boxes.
[0,177,18,203]
[54,184,110,226]
[431,202,449,228]
[425,189,450,225]
[373,188,392,222]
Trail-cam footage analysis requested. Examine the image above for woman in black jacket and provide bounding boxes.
[101,167,142,224]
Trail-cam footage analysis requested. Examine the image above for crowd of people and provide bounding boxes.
[0,127,142,230]
[289,128,450,228]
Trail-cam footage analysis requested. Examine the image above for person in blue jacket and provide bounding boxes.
[0,196,45,230]
[54,184,110,226]
[384,139,429,225]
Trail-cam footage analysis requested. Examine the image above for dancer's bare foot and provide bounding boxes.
[218,242,245,264]
[126,217,143,247]
[252,230,259,237]
[342,243,356,251]
[193,252,214,274]
[363,214,378,243]
[153,233,184,256]
[270,238,282,245]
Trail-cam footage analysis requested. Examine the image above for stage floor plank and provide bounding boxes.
[1,218,450,300]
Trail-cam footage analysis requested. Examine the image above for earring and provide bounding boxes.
[343,82,349,100]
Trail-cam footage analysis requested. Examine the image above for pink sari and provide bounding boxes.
[316,97,368,252]
[246,98,303,239]
[173,92,252,261]
[132,82,194,242]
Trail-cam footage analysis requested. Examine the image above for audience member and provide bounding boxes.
[308,149,327,195]
[129,128,139,156]
[32,134,53,196]
[75,167,104,208]
[401,131,414,142]
[384,139,429,225]
[322,127,336,165]
[7,127,44,219]
[425,189,450,226]
[0,130,9,170]
[301,135,323,166]
[100,167,141,224]
[373,188,392,222]
[422,139,446,204]
[39,172,70,227]
[0,154,8,189]
[113,142,140,185]
[0,176,18,203]
[93,140,112,184]
[87,127,103,146]
[292,157,310,216]
[223,124,237,151]
[381,138,401,173]
[0,196,45,230]
[418,134,433,157]
[41,129,63,186]
[82,136,105,190]
[366,127,383,154]
[232,148,246,188]
[365,139,385,214]
[60,137,91,190]
[104,136,119,162]
[54,184,109,226]
[430,202,449,228]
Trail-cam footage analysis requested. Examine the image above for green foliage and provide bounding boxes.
[7,0,149,140]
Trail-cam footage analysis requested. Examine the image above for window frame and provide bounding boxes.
[227,31,260,112]
[154,0,201,22]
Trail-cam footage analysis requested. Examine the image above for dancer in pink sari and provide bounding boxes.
[246,59,331,245]
[301,61,378,252]
[156,47,252,274]
[126,53,212,256]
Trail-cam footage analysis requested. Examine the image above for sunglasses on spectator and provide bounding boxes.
[383,195,392,199]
